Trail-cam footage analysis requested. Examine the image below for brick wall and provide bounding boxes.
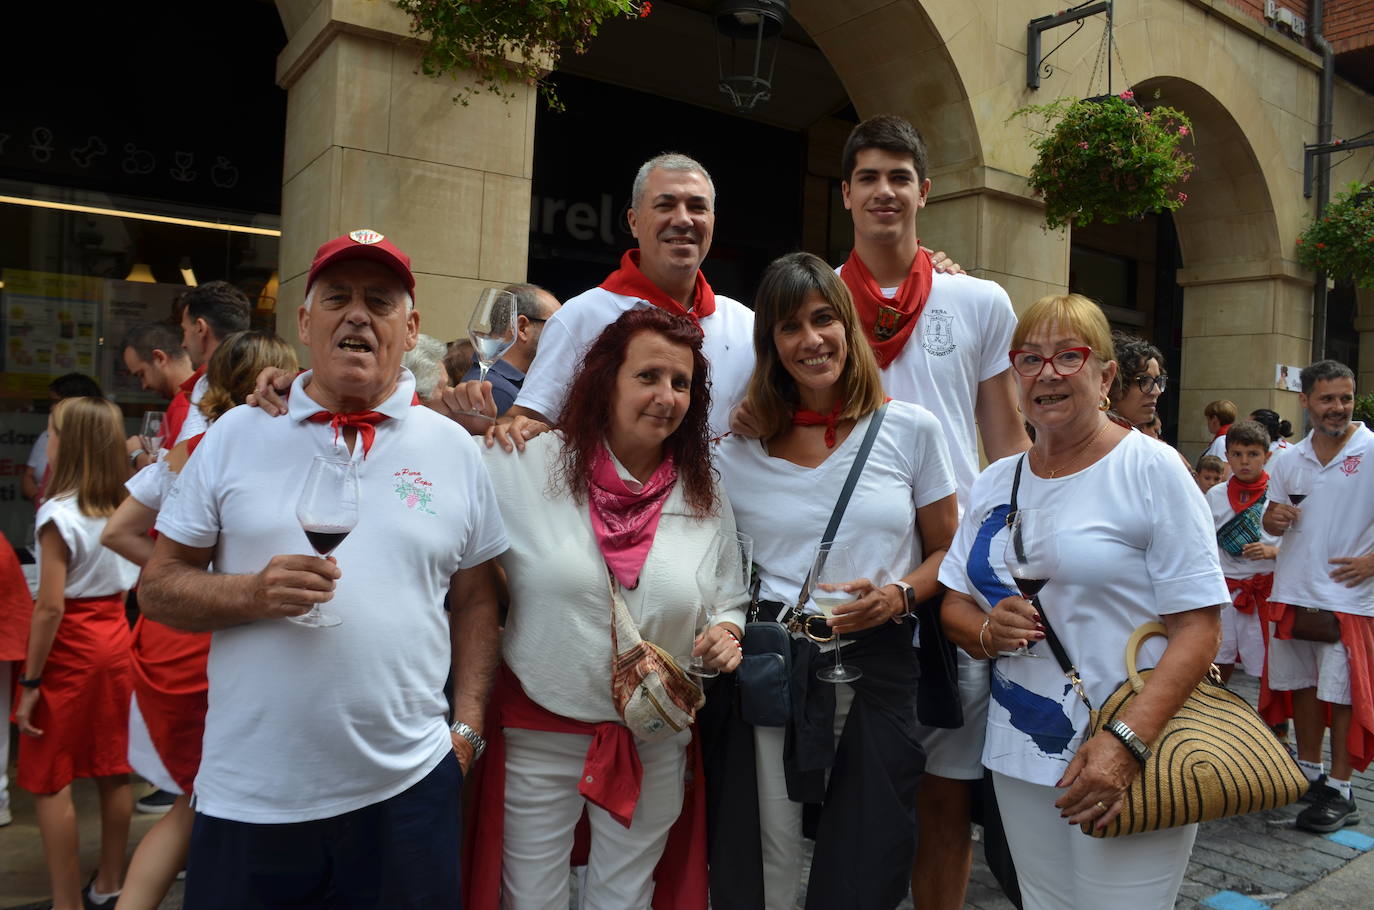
[1218,0,1371,52]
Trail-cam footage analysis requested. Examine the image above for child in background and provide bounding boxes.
[1203,399,1239,462]
[15,397,139,910]
[1197,454,1226,493]
[1206,420,1280,684]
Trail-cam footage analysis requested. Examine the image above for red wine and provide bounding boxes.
[304,527,351,555]
[1015,577,1048,598]
[1289,494,1307,505]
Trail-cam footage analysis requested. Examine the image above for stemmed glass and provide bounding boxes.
[468,288,518,385]
[140,410,165,455]
[1287,460,1314,532]
[811,542,862,683]
[689,530,753,678]
[292,455,356,628]
[1002,509,1057,658]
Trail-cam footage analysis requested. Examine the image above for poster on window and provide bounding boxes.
[1,269,104,398]
[1275,364,1303,393]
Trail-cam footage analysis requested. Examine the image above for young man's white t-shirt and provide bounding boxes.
[718,400,955,611]
[514,285,755,439]
[1205,482,1280,579]
[156,369,508,823]
[36,495,139,596]
[836,265,1018,506]
[939,431,1229,787]
[1269,423,1374,617]
[173,374,209,445]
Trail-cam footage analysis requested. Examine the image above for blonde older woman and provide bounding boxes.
[938,294,1226,910]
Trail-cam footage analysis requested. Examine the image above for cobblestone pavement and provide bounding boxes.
[4,675,1371,909]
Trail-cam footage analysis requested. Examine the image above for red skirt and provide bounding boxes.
[130,615,209,793]
[15,594,133,794]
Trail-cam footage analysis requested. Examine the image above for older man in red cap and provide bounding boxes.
[141,230,507,909]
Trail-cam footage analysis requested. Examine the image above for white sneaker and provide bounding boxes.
[0,803,11,827]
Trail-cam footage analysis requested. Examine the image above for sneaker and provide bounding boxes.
[82,871,119,909]
[1299,774,1329,804]
[1295,785,1361,833]
[134,787,177,814]
[0,803,11,827]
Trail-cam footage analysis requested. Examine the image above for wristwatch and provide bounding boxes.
[889,580,917,624]
[18,675,41,689]
[450,720,487,763]
[1106,719,1151,765]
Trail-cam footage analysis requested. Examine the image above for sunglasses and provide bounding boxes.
[1008,346,1092,378]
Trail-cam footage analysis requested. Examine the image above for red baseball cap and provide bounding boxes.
[306,229,415,298]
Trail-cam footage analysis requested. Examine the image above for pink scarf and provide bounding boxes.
[588,445,678,589]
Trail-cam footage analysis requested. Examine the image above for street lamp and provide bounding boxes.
[713,0,789,112]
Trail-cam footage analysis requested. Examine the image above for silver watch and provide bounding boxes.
[1106,719,1150,765]
[450,720,487,763]
[889,580,917,624]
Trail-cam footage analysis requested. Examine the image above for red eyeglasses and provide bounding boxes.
[1008,347,1092,378]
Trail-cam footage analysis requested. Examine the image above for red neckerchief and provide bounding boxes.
[792,399,845,448]
[1227,471,1268,515]
[587,445,678,589]
[1212,423,1233,442]
[599,250,716,324]
[840,247,934,369]
[307,410,388,458]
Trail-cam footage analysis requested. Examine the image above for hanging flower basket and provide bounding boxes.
[395,0,651,110]
[1012,90,1196,231]
[1296,181,1374,289]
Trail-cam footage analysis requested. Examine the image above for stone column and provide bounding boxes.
[1175,260,1312,462]
[273,0,535,352]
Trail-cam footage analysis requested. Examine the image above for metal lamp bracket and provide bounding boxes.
[1303,137,1374,198]
[1027,1,1112,90]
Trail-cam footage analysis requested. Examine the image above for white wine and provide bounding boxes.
[812,592,856,618]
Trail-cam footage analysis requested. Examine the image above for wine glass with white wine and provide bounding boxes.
[811,542,861,683]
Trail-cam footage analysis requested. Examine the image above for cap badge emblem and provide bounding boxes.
[349,229,384,245]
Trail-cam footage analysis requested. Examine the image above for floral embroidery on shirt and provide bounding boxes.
[393,468,436,514]
[1341,454,1362,476]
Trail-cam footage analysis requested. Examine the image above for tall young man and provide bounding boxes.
[174,281,251,445]
[1263,360,1374,833]
[836,115,1030,910]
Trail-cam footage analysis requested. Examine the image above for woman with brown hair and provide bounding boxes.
[713,251,958,910]
[15,396,140,910]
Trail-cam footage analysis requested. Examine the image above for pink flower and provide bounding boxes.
[1120,90,1135,100]
[406,494,419,507]
[1078,141,1089,149]
[1178,126,1189,136]
[1177,192,1188,203]
[640,1,652,16]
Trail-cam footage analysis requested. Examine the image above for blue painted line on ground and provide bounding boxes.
[1326,829,1374,851]
[1202,892,1271,910]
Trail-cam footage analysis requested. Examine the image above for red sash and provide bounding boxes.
[840,248,933,369]
[600,250,716,324]
[1226,573,1272,615]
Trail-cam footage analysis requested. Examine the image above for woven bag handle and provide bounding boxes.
[1123,621,1168,693]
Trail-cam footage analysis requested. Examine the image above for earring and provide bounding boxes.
[1100,396,1112,411]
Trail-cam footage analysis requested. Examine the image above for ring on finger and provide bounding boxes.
[1095,800,1108,811]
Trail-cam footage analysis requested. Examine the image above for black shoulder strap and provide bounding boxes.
[790,402,889,615]
[1007,454,1092,710]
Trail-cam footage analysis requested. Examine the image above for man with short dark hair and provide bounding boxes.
[175,281,251,444]
[121,321,194,471]
[460,283,561,415]
[837,114,1029,910]
[141,230,506,907]
[1264,359,1374,833]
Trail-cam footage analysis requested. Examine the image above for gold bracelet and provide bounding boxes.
[978,617,996,660]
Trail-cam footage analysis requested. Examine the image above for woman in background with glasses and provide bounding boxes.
[1109,333,1167,429]
[937,293,1226,910]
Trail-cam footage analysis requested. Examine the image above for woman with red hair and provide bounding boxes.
[465,307,748,909]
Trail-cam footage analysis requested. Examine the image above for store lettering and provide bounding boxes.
[531,193,619,245]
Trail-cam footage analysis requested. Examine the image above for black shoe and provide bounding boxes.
[1299,774,1329,804]
[1295,785,1361,833]
[135,787,177,814]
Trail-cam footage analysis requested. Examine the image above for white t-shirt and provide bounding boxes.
[36,495,139,597]
[156,369,509,823]
[514,284,756,438]
[173,373,209,445]
[126,459,174,511]
[1205,482,1280,579]
[939,431,1229,786]
[837,265,1018,506]
[1269,424,1374,616]
[27,431,48,479]
[718,400,956,610]
[1270,439,1291,455]
[1204,434,1228,461]
[483,433,748,723]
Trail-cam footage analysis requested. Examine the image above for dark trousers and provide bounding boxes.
[185,753,463,910]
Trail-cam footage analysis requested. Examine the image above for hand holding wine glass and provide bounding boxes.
[292,455,356,628]
[811,542,862,683]
[689,530,753,677]
[1286,460,1313,531]
[466,287,518,395]
[1001,509,1057,658]
[140,410,166,455]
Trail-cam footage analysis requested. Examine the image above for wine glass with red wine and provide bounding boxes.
[1287,460,1313,532]
[292,455,357,628]
[1002,509,1057,658]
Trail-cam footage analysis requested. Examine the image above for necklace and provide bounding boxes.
[1032,419,1111,478]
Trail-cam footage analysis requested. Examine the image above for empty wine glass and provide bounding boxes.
[811,542,862,683]
[1002,509,1057,658]
[468,288,518,385]
[140,410,166,454]
[690,530,753,678]
[292,455,356,628]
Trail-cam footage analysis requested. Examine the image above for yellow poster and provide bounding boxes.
[2,269,104,397]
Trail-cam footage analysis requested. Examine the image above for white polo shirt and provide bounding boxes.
[837,265,1018,505]
[1269,423,1374,617]
[514,284,756,438]
[156,369,508,823]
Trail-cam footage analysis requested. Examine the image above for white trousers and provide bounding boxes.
[992,771,1196,910]
[501,726,689,910]
[754,683,854,910]
[0,663,11,809]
